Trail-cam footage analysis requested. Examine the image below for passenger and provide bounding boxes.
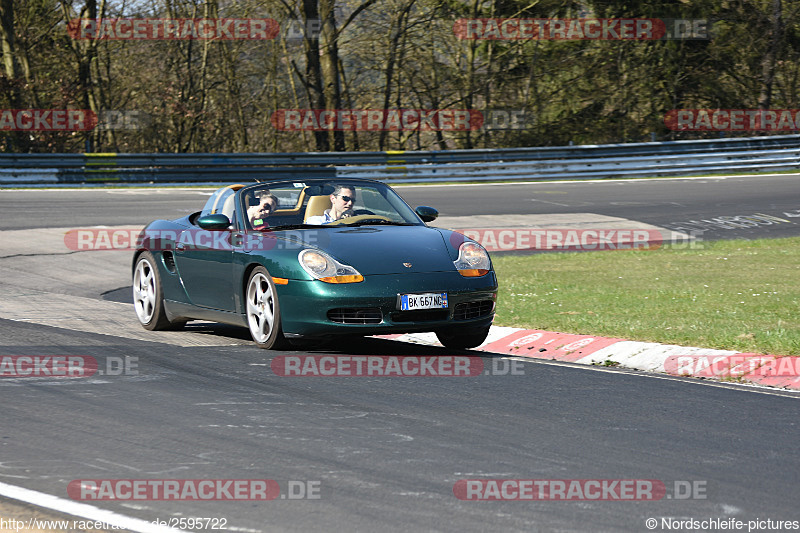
[305,185,356,225]
[248,191,278,229]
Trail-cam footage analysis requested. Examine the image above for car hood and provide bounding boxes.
[280,225,457,275]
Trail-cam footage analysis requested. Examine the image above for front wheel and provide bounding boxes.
[436,325,491,350]
[133,251,184,330]
[246,267,288,349]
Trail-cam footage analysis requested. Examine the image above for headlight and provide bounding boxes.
[298,249,363,283]
[454,242,491,277]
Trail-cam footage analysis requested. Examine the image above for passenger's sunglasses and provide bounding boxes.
[338,195,356,203]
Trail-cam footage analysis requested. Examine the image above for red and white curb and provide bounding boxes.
[377,327,800,391]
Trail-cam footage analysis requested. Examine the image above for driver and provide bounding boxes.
[306,185,356,225]
[248,191,278,229]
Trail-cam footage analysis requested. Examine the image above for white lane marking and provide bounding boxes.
[0,481,181,532]
[529,198,572,207]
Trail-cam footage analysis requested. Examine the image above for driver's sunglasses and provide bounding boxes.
[338,195,356,203]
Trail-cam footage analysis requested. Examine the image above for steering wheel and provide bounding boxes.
[327,214,393,225]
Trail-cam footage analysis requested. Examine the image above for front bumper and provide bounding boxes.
[277,270,498,337]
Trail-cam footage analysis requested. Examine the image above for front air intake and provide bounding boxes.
[453,300,494,320]
[327,308,383,324]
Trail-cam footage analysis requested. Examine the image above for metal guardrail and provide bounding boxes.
[337,147,800,182]
[1,134,799,185]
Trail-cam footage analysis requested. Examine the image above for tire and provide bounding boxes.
[436,325,491,350]
[133,251,184,330]
[245,267,288,349]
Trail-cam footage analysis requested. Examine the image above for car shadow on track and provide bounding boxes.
[102,286,134,303]
[103,285,500,358]
[286,335,501,359]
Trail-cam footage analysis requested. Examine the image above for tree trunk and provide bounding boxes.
[758,0,783,110]
[302,0,329,151]
[320,0,344,150]
[0,0,17,89]
[379,0,414,150]
[60,0,101,151]
[0,0,25,149]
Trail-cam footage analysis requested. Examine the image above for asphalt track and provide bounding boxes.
[1,175,800,532]
[3,173,800,240]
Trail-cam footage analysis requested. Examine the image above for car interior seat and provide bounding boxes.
[303,194,332,222]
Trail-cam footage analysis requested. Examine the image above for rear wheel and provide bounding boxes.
[133,251,184,330]
[436,325,491,350]
[246,267,288,349]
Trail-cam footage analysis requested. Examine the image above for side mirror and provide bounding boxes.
[415,206,439,223]
[197,214,231,230]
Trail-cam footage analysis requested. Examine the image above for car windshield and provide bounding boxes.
[200,186,237,217]
[241,180,424,231]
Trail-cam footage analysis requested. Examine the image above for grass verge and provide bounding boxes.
[492,237,800,355]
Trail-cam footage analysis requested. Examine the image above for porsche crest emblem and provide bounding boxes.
[403,262,412,268]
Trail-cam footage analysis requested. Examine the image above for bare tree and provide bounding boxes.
[758,0,784,110]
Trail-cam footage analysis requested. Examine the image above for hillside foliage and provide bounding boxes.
[0,0,798,152]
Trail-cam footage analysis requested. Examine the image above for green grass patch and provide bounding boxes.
[492,237,800,355]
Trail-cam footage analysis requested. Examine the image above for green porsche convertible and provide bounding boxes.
[132,179,497,349]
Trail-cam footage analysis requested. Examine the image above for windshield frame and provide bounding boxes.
[237,179,425,231]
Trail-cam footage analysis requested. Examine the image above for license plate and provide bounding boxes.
[400,292,448,311]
